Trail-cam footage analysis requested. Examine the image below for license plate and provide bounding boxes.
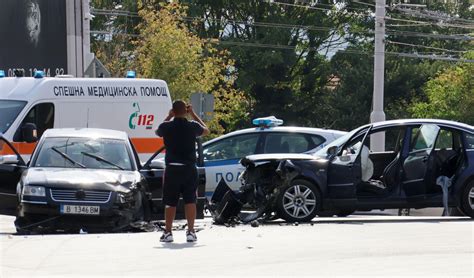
[60,205,100,215]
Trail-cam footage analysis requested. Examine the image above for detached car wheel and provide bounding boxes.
[460,181,474,218]
[276,179,320,222]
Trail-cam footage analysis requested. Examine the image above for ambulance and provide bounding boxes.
[0,71,171,161]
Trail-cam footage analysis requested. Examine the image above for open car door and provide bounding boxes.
[140,140,206,219]
[0,135,27,215]
[327,126,372,207]
[402,124,440,200]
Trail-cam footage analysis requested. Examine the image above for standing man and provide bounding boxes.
[156,100,209,242]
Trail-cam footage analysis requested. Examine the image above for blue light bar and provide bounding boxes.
[126,70,136,78]
[252,116,284,128]
[0,70,5,78]
[34,70,44,79]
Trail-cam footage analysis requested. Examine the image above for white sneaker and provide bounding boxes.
[186,230,197,242]
[160,232,173,242]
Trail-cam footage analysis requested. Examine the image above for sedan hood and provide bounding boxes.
[243,153,316,162]
[22,168,141,192]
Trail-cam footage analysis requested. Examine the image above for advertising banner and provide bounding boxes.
[0,0,67,76]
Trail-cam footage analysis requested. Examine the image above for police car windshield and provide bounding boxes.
[0,100,27,133]
[34,137,133,170]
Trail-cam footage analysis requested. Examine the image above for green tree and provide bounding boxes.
[410,52,474,124]
[134,2,249,136]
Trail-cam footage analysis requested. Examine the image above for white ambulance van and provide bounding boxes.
[0,72,171,161]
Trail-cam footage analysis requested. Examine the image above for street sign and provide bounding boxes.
[190,92,214,121]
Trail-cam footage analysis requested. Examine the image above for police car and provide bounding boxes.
[202,116,346,196]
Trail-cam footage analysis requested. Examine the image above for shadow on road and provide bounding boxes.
[154,242,205,249]
[259,216,473,227]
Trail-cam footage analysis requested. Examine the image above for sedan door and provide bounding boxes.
[327,127,371,205]
[0,136,27,215]
[402,124,440,199]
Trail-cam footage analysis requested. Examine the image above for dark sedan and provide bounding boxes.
[0,128,206,233]
[211,119,474,223]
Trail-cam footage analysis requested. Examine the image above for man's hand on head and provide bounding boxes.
[164,109,175,121]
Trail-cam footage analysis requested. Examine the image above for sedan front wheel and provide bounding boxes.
[276,179,320,222]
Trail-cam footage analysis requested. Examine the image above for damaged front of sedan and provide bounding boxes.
[207,124,366,224]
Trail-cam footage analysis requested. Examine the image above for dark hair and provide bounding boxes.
[172,100,187,116]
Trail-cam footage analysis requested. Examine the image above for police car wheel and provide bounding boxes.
[460,181,474,218]
[276,179,320,222]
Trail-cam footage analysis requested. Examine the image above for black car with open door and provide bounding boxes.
[0,128,206,233]
[211,119,474,223]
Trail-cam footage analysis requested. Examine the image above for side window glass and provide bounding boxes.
[343,134,365,156]
[14,103,54,142]
[435,129,453,150]
[410,124,440,152]
[264,133,315,153]
[364,127,405,152]
[203,134,259,161]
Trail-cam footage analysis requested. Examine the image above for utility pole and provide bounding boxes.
[370,0,386,151]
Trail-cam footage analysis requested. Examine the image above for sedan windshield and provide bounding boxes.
[0,100,27,133]
[33,137,133,170]
[314,125,370,157]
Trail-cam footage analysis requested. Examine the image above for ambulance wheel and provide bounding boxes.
[276,179,321,222]
[460,181,474,218]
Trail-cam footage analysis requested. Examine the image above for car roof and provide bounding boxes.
[42,128,129,140]
[204,126,346,145]
[371,119,474,132]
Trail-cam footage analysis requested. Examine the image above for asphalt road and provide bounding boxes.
[0,214,473,277]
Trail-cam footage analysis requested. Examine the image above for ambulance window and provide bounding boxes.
[14,103,54,142]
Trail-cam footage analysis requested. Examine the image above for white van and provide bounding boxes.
[0,73,171,161]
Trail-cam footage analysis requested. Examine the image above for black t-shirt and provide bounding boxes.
[156,118,204,165]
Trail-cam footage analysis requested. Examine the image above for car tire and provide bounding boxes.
[14,217,32,235]
[460,181,474,218]
[336,209,356,217]
[276,179,321,222]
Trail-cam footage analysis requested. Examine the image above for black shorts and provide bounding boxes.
[163,165,198,206]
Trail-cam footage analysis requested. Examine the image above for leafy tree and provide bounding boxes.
[410,52,474,124]
[134,2,249,136]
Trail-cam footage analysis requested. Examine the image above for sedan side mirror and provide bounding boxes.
[327,146,338,156]
[0,155,20,165]
[149,159,165,169]
[22,123,38,143]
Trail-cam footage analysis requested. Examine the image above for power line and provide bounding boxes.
[182,16,472,41]
[210,39,473,62]
[384,16,474,29]
[386,40,468,53]
[386,29,473,40]
[181,16,338,32]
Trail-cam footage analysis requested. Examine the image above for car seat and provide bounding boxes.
[381,153,401,188]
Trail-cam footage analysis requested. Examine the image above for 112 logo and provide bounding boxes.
[129,102,154,129]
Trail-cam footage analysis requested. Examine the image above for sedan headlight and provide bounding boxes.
[22,185,46,197]
[116,192,134,204]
